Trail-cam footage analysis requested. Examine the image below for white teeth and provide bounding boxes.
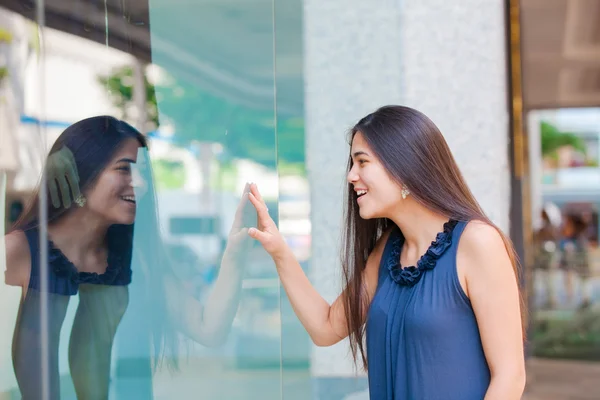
[356,190,368,196]
[122,196,135,202]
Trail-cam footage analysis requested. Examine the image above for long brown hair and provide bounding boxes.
[341,105,525,369]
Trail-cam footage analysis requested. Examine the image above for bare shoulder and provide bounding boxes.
[4,230,31,287]
[459,220,507,253]
[457,220,514,296]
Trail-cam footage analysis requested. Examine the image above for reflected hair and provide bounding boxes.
[13,116,147,228]
[341,105,525,369]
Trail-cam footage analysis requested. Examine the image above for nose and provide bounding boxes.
[347,166,359,184]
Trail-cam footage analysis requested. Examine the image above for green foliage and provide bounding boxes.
[532,308,600,360]
[152,159,186,190]
[98,67,305,167]
[98,66,159,130]
[0,28,13,84]
[0,28,13,44]
[540,121,587,158]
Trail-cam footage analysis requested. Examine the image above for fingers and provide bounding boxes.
[57,176,72,208]
[248,227,269,243]
[66,172,81,205]
[231,192,249,230]
[248,191,270,223]
[63,147,80,184]
[48,178,61,208]
[249,183,267,208]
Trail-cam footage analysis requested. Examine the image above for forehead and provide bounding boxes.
[351,131,370,151]
[110,138,141,162]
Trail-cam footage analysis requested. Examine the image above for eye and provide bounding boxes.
[117,165,131,173]
[358,159,367,165]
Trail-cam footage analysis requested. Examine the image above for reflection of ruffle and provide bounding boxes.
[27,225,131,296]
[387,220,459,287]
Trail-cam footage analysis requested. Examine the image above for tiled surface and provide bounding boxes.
[524,358,600,400]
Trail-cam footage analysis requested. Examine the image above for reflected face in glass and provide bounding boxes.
[84,138,142,225]
[347,132,403,219]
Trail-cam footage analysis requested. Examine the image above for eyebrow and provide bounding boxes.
[116,158,136,164]
[352,151,370,158]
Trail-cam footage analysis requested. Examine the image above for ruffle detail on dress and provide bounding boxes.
[47,238,126,292]
[387,219,459,287]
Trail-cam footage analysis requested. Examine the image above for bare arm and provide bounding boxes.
[247,183,389,347]
[165,186,252,347]
[165,248,244,347]
[4,231,31,292]
[458,222,526,400]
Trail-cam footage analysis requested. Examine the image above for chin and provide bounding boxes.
[115,213,136,225]
[359,208,375,220]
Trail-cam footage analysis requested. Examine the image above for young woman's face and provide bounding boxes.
[347,132,405,219]
[84,138,142,225]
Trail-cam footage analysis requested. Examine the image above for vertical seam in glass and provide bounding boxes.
[271,0,283,398]
[35,1,49,399]
[103,0,110,97]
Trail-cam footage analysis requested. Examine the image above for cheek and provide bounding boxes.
[378,178,404,204]
[87,176,126,202]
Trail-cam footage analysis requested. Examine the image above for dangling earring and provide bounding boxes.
[401,187,410,200]
[74,194,87,207]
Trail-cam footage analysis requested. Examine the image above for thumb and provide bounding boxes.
[248,227,268,242]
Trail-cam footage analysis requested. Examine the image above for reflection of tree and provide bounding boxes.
[541,121,588,166]
[97,66,159,131]
[98,66,305,168]
[152,159,186,190]
[0,27,13,83]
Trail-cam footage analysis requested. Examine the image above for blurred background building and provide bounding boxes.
[0,0,599,399]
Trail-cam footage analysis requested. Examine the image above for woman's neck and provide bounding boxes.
[47,209,109,257]
[388,200,450,258]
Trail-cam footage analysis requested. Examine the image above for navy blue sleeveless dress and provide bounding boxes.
[12,225,132,399]
[366,220,490,399]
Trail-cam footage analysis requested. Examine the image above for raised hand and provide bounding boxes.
[46,146,81,209]
[247,183,288,261]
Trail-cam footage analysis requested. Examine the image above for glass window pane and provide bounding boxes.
[1,1,281,398]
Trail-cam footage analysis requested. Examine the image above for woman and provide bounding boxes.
[4,116,248,399]
[533,204,561,309]
[560,212,592,310]
[247,106,526,399]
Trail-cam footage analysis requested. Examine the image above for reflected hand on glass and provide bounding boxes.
[224,183,252,258]
[46,146,81,208]
[247,183,288,260]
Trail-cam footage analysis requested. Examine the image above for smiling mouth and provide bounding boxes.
[356,189,368,199]
[121,195,136,204]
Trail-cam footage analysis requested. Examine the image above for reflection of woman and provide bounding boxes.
[533,204,561,309]
[248,106,526,399]
[4,116,247,399]
[560,213,592,309]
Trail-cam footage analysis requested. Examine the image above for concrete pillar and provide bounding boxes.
[305,1,510,398]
